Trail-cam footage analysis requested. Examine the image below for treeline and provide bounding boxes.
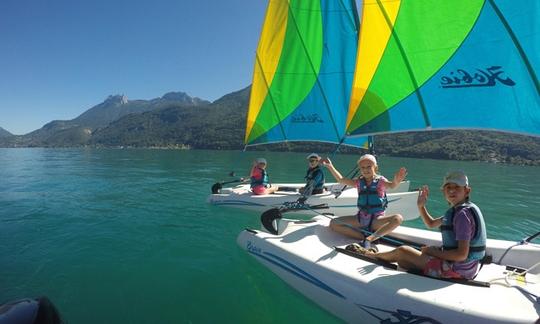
[75,88,540,166]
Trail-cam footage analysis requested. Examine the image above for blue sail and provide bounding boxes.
[346,0,540,138]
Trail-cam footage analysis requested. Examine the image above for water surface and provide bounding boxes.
[1,148,539,323]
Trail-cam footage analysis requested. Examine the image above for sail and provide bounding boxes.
[346,0,540,137]
[245,0,367,147]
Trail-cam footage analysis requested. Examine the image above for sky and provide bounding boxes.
[0,0,267,135]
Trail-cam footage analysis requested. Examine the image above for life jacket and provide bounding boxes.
[250,167,269,188]
[304,166,324,191]
[356,176,387,214]
[440,202,487,262]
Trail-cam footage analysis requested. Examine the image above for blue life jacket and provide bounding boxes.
[357,177,387,214]
[304,166,324,190]
[250,167,269,188]
[440,202,487,262]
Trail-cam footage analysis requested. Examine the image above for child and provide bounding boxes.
[356,170,487,280]
[249,158,279,195]
[322,154,407,250]
[299,153,325,196]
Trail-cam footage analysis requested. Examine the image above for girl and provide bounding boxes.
[322,154,407,250]
[249,158,279,195]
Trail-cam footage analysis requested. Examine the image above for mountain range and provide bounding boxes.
[0,126,12,137]
[0,87,539,165]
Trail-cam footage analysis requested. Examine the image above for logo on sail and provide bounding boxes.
[440,66,515,88]
[291,113,324,123]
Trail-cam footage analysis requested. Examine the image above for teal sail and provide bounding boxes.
[346,0,540,138]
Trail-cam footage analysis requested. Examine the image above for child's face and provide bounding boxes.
[258,162,267,169]
[358,160,376,178]
[442,183,470,206]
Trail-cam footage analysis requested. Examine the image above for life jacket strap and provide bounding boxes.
[440,225,453,231]
[473,254,493,279]
[359,203,384,208]
[443,245,486,252]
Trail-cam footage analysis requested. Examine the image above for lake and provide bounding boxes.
[1,148,539,323]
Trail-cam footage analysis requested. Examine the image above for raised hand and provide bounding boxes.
[394,167,407,182]
[321,157,332,167]
[417,185,429,208]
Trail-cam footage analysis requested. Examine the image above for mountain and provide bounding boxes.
[0,92,209,147]
[0,87,538,165]
[73,92,209,129]
[90,87,249,149]
[0,127,13,138]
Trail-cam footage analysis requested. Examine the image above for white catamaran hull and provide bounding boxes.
[237,216,540,323]
[208,182,418,218]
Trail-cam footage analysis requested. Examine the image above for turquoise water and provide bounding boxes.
[1,148,539,323]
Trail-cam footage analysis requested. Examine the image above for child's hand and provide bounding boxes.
[417,185,429,208]
[421,245,438,256]
[395,167,407,182]
[320,157,332,167]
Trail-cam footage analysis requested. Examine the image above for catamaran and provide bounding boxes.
[237,0,540,323]
[208,181,415,217]
[207,0,416,216]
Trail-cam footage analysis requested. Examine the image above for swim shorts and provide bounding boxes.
[423,257,462,279]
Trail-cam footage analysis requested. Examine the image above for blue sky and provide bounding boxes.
[0,0,267,135]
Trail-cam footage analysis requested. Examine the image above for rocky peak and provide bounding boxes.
[161,92,209,105]
[104,94,128,105]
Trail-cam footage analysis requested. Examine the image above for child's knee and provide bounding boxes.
[396,245,412,254]
[329,219,346,231]
[393,214,403,225]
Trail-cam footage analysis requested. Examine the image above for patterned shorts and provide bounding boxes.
[252,185,266,195]
[423,257,462,279]
[356,211,384,229]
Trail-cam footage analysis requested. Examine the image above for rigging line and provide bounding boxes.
[285,0,344,143]
[375,0,431,128]
[254,51,288,143]
[487,0,540,95]
[329,138,346,159]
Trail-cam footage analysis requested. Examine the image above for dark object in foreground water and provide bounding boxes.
[0,296,63,324]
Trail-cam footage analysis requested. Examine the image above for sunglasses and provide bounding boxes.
[309,159,319,163]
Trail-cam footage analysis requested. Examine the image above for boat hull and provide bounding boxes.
[237,217,540,323]
[208,182,419,219]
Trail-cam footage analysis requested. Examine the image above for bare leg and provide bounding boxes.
[366,213,403,242]
[329,216,365,240]
[369,246,429,271]
[265,185,280,194]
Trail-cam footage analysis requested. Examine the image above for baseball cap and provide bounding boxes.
[442,170,469,188]
[306,153,321,160]
[255,158,267,164]
[358,154,377,165]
